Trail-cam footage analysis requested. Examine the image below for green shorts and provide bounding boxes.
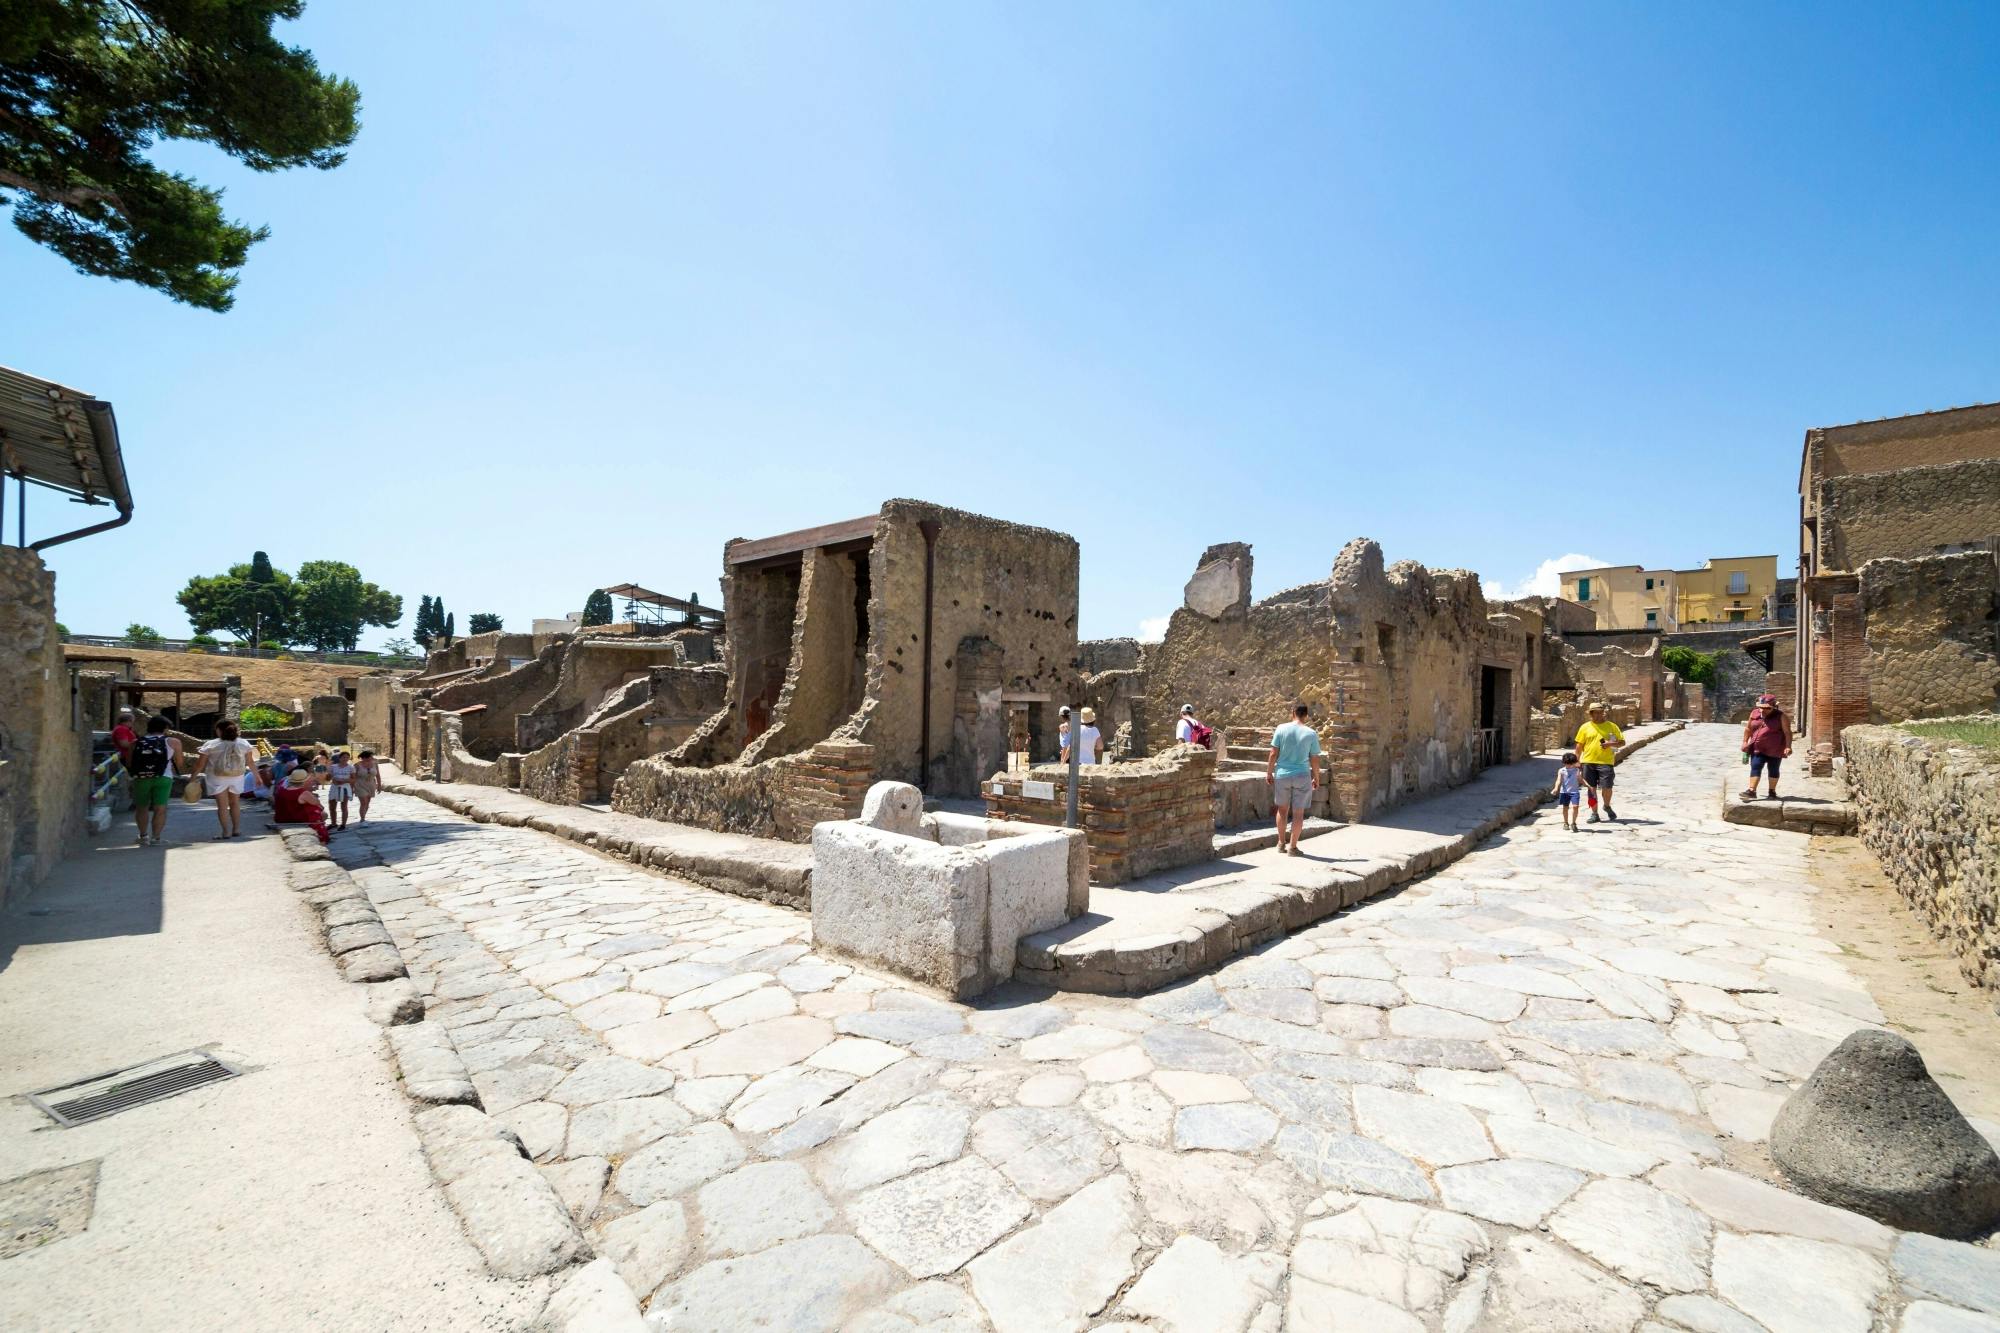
[132,775,174,807]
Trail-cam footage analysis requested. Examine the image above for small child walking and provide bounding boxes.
[326,750,356,830]
[1552,751,1583,831]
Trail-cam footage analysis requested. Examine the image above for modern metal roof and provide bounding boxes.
[601,583,725,622]
[0,363,133,548]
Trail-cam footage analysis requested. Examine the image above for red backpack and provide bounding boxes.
[1186,721,1215,750]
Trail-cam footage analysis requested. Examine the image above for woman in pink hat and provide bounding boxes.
[1740,693,1793,801]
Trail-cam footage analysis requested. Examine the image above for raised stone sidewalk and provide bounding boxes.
[1721,771,1858,836]
[379,771,812,907]
[1020,722,1687,993]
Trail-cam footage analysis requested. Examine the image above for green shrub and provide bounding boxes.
[257,639,282,651]
[239,705,292,730]
[124,622,163,645]
[1661,645,1719,686]
[189,633,220,650]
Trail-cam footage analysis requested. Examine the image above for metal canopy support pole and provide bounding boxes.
[1065,701,1082,829]
[16,473,24,547]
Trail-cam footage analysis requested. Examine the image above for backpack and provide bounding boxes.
[1186,721,1215,750]
[130,733,171,778]
[207,739,248,778]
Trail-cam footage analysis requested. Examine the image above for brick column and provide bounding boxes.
[1326,656,1375,821]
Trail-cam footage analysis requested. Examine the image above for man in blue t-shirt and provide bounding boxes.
[1265,701,1322,856]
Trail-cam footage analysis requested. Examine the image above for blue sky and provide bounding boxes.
[7,2,1997,646]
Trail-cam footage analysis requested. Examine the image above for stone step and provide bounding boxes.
[1212,816,1340,859]
[1719,775,1856,835]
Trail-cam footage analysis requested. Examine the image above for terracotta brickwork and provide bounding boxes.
[984,745,1215,885]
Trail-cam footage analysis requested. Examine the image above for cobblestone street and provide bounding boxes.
[336,724,2000,1332]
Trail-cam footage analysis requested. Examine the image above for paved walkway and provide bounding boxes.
[0,800,548,1331]
[337,723,2000,1332]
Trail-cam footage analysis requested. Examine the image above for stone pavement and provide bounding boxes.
[337,723,2000,1333]
[1022,722,1686,992]
[0,798,547,1332]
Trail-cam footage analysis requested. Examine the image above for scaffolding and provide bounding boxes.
[600,583,725,628]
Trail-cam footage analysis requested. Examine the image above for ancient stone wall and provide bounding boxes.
[1143,583,1334,754]
[518,664,726,804]
[985,745,1215,884]
[438,713,520,788]
[1859,551,2000,723]
[837,501,1080,797]
[242,694,351,746]
[614,741,877,843]
[1844,724,2000,991]
[0,551,91,904]
[515,638,692,754]
[1820,457,2000,570]
[1078,638,1143,675]
[740,546,860,765]
[427,642,565,755]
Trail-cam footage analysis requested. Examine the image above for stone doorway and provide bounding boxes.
[1479,664,1511,769]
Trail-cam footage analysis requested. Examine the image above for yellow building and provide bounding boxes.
[1675,555,1778,624]
[1558,565,1679,632]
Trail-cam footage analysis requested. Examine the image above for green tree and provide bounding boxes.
[412,594,435,648]
[1662,645,1719,687]
[380,636,415,658]
[582,588,613,626]
[442,611,454,646]
[177,555,294,643]
[292,559,402,651]
[123,621,161,644]
[0,1,361,310]
[468,612,503,634]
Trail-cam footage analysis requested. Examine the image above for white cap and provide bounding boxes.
[1059,706,1071,716]
[1181,703,1195,714]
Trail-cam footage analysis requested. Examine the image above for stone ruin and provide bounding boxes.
[612,499,1082,840]
[1138,537,1545,822]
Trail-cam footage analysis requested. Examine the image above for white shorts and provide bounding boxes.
[203,772,246,796]
[327,783,353,802]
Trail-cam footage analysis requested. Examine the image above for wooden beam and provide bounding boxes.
[725,513,879,568]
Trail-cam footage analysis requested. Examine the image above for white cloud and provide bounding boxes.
[1137,615,1171,643]
[1482,553,1608,603]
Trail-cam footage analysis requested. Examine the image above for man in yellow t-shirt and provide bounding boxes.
[1573,701,1626,823]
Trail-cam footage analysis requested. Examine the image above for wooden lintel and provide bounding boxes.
[725,513,880,567]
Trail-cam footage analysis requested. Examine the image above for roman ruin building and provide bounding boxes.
[1796,402,2000,770]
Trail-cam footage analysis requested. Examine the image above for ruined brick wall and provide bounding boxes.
[428,641,565,756]
[1820,457,2000,570]
[985,745,1215,884]
[515,637,691,754]
[519,664,727,804]
[1807,575,1869,757]
[0,550,91,905]
[1859,551,2000,723]
[1844,724,2000,991]
[740,546,860,765]
[1143,584,1335,754]
[613,740,874,842]
[839,501,1080,797]
[1079,638,1143,674]
[1326,542,1518,816]
[439,713,520,788]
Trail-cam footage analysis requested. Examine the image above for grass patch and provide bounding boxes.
[1898,717,2000,751]
[239,704,294,730]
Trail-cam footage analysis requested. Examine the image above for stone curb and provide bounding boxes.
[377,771,813,908]
[1020,722,1687,993]
[279,818,605,1312]
[415,1104,592,1281]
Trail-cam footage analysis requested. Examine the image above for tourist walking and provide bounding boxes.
[1056,706,1070,761]
[1177,703,1215,749]
[352,750,382,823]
[1063,708,1104,766]
[1266,701,1321,855]
[1573,701,1625,823]
[193,719,257,839]
[1551,751,1584,831]
[127,717,182,846]
[326,751,356,829]
[1739,693,1793,800]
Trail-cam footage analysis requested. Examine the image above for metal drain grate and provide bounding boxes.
[26,1050,241,1127]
